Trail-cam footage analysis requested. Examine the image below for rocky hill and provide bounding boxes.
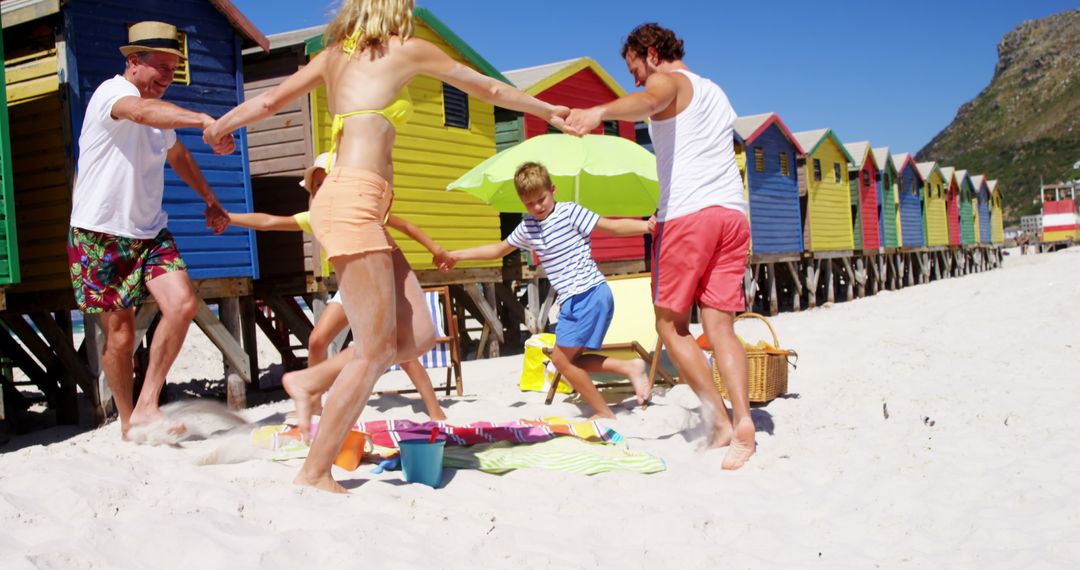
[918,9,1079,223]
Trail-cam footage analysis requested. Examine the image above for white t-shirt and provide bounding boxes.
[506,201,606,302]
[648,69,747,222]
[70,75,177,238]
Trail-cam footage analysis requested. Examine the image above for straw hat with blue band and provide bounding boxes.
[119,21,186,60]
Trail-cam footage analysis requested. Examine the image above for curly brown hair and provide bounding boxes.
[620,23,685,62]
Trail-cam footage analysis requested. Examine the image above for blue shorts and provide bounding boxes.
[555,282,614,350]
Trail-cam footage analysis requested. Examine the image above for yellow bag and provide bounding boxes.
[519,333,570,393]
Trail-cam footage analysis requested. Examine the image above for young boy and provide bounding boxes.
[442,162,650,419]
[227,153,448,420]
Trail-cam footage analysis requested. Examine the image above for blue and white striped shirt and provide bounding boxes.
[507,202,606,301]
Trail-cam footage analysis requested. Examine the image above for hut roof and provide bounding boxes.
[792,128,854,162]
[244,25,325,54]
[871,147,893,172]
[844,141,875,169]
[939,166,956,184]
[955,169,970,184]
[502,57,626,96]
[916,161,941,181]
[302,8,507,82]
[971,174,987,188]
[988,179,1000,193]
[733,113,805,153]
[891,152,920,179]
[2,0,268,50]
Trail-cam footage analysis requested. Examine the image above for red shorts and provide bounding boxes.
[651,206,749,313]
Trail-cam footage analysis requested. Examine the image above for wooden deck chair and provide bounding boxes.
[380,286,463,396]
[544,273,677,405]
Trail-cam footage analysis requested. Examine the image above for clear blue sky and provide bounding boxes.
[232,0,1075,154]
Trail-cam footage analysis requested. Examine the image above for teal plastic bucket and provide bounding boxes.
[399,440,445,488]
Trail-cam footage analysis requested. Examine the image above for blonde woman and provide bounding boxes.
[205,0,568,493]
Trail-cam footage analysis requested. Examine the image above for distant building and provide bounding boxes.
[1021,215,1043,234]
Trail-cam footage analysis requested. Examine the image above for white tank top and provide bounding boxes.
[648,69,747,221]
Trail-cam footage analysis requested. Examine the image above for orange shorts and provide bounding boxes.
[309,167,394,260]
[651,205,749,313]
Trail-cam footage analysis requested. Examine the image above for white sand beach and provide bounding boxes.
[1,247,1078,568]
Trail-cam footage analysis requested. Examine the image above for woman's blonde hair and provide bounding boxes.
[324,0,415,51]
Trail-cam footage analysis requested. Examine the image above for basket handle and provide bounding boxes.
[734,312,781,348]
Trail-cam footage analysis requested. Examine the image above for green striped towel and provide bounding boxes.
[443,438,665,475]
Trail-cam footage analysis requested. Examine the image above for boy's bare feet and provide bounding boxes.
[283,371,319,440]
[429,410,448,421]
[626,358,652,406]
[721,416,756,470]
[294,471,348,494]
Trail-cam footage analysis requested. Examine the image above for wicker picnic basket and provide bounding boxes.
[712,313,797,403]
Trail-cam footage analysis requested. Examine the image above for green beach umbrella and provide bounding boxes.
[446,134,659,216]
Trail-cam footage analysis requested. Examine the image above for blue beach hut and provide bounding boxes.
[733,113,805,256]
[63,0,270,280]
[892,153,925,248]
[971,175,992,244]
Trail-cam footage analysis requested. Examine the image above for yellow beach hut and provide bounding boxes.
[916,162,949,248]
[792,129,855,252]
[988,179,1004,244]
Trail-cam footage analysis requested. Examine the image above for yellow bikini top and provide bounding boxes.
[327,27,415,171]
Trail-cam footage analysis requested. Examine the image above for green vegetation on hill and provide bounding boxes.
[918,9,1079,223]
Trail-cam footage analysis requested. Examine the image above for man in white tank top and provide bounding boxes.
[565,23,754,469]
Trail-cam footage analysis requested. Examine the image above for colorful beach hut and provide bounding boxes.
[733,113,805,256]
[988,180,1004,244]
[2,0,268,294]
[972,175,992,243]
[939,167,962,247]
[792,129,855,252]
[305,9,506,275]
[500,57,642,267]
[916,162,949,248]
[844,141,881,252]
[241,26,323,285]
[956,169,978,245]
[892,153,925,248]
[0,25,17,290]
[871,147,900,250]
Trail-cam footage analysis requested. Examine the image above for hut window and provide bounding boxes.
[833,163,842,183]
[603,120,620,136]
[862,170,870,187]
[173,32,190,85]
[753,147,764,172]
[443,83,469,129]
[780,152,790,177]
[813,159,822,181]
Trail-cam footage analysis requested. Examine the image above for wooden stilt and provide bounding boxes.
[484,284,500,358]
[219,298,246,410]
[805,261,818,309]
[239,297,260,387]
[785,261,803,311]
[767,263,778,316]
[0,314,77,424]
[81,314,113,423]
[824,259,835,304]
[192,300,251,384]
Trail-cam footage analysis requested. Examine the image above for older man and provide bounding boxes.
[68,21,233,439]
[565,23,754,469]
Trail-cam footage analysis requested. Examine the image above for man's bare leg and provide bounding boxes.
[701,307,754,470]
[654,306,735,449]
[137,270,198,434]
[550,346,614,419]
[576,354,651,405]
[293,250,397,493]
[98,309,137,438]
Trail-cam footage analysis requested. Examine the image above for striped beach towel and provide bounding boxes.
[443,438,666,475]
[359,417,623,449]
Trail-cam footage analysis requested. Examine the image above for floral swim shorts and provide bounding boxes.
[67,226,188,313]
